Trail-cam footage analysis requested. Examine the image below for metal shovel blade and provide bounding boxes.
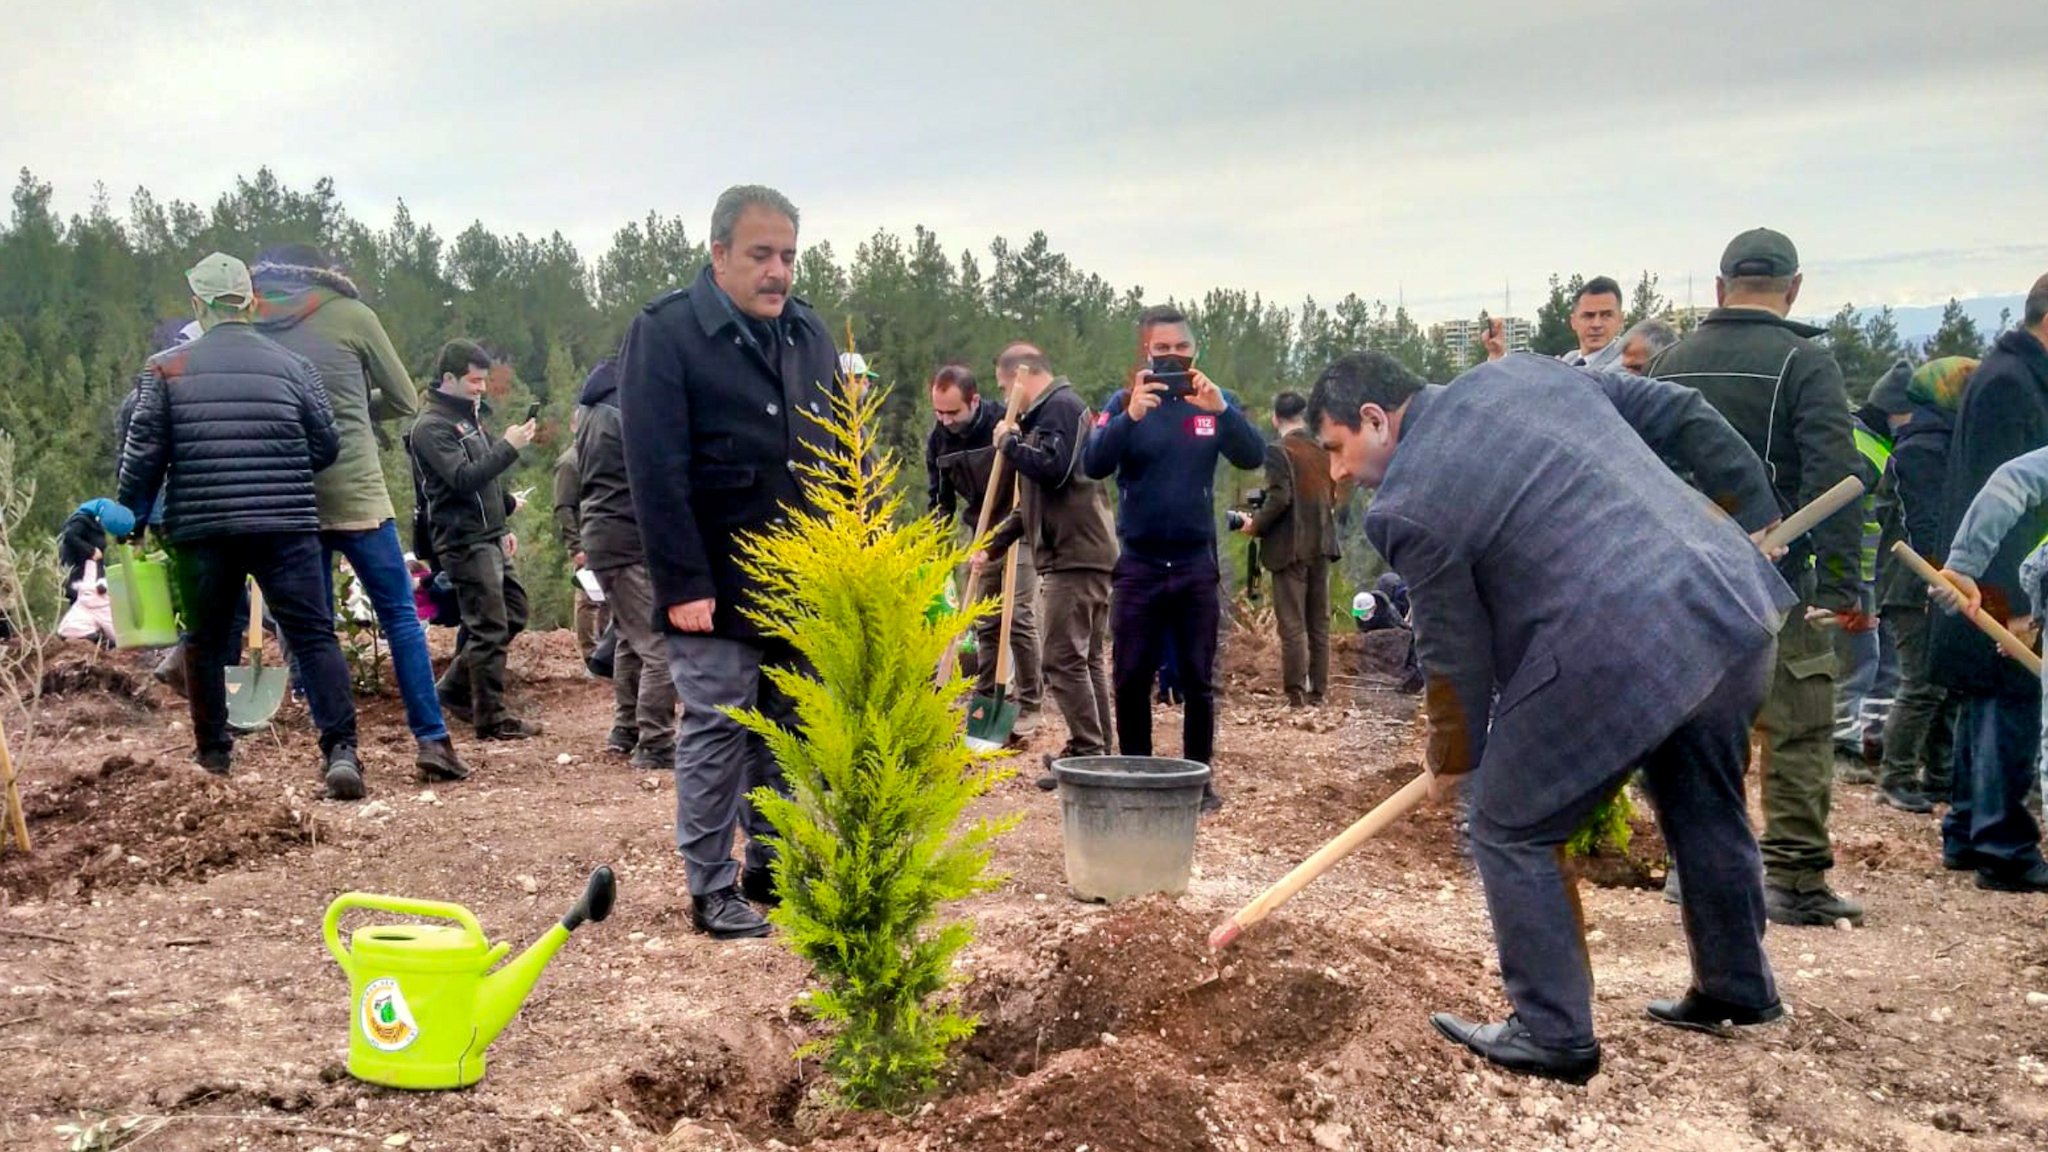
[963,687,1018,753]
[226,654,288,732]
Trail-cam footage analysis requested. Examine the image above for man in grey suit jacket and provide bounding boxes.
[1309,351,1798,1084]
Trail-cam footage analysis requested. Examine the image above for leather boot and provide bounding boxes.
[323,745,366,801]
[415,737,469,782]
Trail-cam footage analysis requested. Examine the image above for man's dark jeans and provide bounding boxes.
[171,532,356,756]
[1111,551,1220,765]
[435,540,528,732]
[1944,693,2044,876]
[321,520,448,742]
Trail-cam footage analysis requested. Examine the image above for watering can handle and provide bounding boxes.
[322,892,489,974]
[117,542,143,632]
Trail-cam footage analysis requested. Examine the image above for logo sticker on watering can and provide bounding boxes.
[360,977,420,1052]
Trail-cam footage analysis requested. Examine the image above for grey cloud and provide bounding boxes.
[4,0,2045,320]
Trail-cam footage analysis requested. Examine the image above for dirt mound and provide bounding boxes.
[938,1044,1220,1152]
[0,754,323,901]
[951,900,1482,1123]
[38,651,156,700]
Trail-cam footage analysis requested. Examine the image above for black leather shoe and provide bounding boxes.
[195,748,232,776]
[1199,782,1225,814]
[323,746,366,801]
[414,737,469,782]
[1430,1013,1600,1085]
[1942,849,1979,871]
[1875,786,1934,814]
[1975,862,2048,893]
[1765,885,1864,927]
[742,866,782,907]
[1646,990,1785,1033]
[692,887,771,939]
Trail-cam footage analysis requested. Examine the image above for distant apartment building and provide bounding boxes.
[1433,316,1534,362]
[1668,305,1716,332]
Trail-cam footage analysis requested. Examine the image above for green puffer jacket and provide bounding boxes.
[252,262,419,531]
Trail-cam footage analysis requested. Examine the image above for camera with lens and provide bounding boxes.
[1224,488,1268,532]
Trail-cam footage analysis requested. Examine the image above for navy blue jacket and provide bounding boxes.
[617,266,842,639]
[1080,389,1264,559]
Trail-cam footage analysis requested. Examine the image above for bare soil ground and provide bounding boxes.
[3,628,2046,1152]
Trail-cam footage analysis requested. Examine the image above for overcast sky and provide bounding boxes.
[5,1,2045,320]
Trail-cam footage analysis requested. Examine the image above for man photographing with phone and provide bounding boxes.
[1083,305,1264,811]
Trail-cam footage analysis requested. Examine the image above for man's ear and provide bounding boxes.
[1785,272,1803,310]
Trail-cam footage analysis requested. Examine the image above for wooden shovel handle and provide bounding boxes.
[969,385,1031,550]
[1758,475,1865,554]
[246,582,266,655]
[992,475,1022,686]
[1210,772,1432,950]
[1889,542,2043,676]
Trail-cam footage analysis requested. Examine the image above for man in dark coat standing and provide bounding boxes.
[577,359,678,771]
[1929,273,2048,893]
[618,185,842,940]
[1311,351,1793,1084]
[1648,228,1869,928]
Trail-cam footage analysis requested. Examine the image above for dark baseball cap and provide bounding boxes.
[1719,228,1800,278]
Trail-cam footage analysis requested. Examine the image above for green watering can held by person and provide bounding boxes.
[323,867,615,1089]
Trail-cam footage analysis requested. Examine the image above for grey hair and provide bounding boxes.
[1622,318,1679,357]
[710,185,800,247]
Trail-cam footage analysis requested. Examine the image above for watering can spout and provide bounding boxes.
[474,867,616,1050]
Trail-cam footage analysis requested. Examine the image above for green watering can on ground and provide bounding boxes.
[105,542,179,649]
[323,867,615,1089]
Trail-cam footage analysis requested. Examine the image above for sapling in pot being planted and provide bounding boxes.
[730,383,1017,1112]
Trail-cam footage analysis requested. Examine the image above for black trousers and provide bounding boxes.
[435,539,528,731]
[1111,551,1220,765]
[171,532,356,756]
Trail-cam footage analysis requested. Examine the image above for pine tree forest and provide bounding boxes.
[0,168,1995,629]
